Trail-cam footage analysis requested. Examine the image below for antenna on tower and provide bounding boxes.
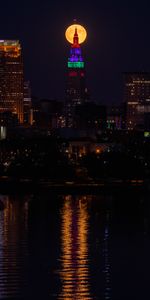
[73,18,77,23]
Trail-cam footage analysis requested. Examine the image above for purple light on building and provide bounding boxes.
[68,47,84,63]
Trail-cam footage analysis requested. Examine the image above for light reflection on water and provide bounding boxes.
[0,193,147,299]
[0,195,29,299]
[58,195,92,300]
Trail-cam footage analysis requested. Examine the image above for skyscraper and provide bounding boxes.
[24,81,32,124]
[0,40,24,123]
[124,72,150,129]
[65,25,88,128]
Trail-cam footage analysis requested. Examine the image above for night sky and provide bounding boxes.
[1,0,150,104]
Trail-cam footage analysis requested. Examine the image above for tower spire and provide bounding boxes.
[73,27,79,48]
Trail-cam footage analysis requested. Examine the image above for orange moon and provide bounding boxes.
[65,24,87,44]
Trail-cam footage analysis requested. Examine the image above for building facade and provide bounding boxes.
[124,72,150,130]
[107,104,126,130]
[24,81,32,124]
[0,40,24,123]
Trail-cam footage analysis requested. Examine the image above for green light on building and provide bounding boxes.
[144,131,150,138]
[68,61,84,68]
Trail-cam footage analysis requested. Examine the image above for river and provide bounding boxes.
[0,191,148,299]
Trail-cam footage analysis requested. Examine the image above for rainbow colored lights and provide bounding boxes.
[69,47,83,62]
[67,25,85,70]
[68,38,84,68]
[68,62,84,68]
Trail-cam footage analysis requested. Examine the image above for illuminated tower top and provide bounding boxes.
[68,29,84,69]
[0,40,21,57]
[0,40,23,123]
[65,23,88,128]
[65,24,87,45]
[65,23,87,68]
[73,28,79,47]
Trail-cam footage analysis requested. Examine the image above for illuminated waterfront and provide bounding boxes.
[0,192,148,299]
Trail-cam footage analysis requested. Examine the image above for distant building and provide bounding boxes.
[0,111,18,127]
[65,28,89,128]
[107,104,126,130]
[40,99,64,128]
[0,111,18,140]
[0,40,24,123]
[0,126,6,140]
[31,99,64,129]
[24,81,32,124]
[75,102,106,130]
[124,72,150,130]
[64,138,113,161]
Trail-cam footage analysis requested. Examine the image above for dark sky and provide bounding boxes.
[0,0,150,104]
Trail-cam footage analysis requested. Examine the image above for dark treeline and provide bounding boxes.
[0,133,150,181]
[0,137,75,180]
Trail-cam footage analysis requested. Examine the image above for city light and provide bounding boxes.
[68,61,84,68]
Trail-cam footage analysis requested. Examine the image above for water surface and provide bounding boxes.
[0,192,148,299]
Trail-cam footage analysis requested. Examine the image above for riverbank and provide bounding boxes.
[0,176,147,194]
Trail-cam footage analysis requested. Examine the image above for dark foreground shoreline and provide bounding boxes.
[0,177,148,195]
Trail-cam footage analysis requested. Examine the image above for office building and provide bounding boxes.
[124,72,150,129]
[0,40,24,123]
[107,104,126,130]
[24,81,32,124]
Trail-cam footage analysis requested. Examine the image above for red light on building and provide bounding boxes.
[69,71,77,77]
[80,72,85,77]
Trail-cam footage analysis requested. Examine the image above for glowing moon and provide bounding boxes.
[65,24,87,44]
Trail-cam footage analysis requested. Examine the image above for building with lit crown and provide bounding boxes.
[65,27,89,128]
[0,40,24,123]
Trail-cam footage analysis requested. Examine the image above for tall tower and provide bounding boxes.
[65,24,88,128]
[0,40,24,124]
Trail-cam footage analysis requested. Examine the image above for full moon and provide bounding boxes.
[65,24,87,44]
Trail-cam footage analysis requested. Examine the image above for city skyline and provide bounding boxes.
[0,0,150,104]
[0,3,149,300]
